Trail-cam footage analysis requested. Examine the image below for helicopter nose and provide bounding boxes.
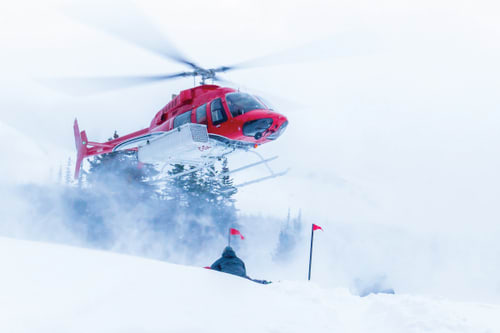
[242,118,273,139]
[267,119,288,140]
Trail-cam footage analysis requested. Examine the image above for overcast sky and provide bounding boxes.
[1,0,499,234]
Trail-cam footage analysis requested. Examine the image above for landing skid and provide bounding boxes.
[154,151,288,189]
[221,151,289,189]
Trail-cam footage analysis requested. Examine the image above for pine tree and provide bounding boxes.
[166,159,238,239]
[64,157,72,185]
[57,164,63,184]
[274,209,303,261]
[217,158,237,199]
[86,150,158,201]
[72,143,161,244]
[211,157,237,234]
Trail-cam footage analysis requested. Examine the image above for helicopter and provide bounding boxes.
[68,4,294,185]
[73,81,289,182]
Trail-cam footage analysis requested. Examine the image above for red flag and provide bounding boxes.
[230,228,245,240]
[312,224,323,231]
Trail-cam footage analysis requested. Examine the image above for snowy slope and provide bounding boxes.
[1,237,499,333]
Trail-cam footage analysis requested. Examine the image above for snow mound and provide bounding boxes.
[1,236,499,333]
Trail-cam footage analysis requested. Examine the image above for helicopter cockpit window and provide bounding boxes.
[210,98,227,126]
[226,92,267,117]
[255,95,274,111]
[196,104,207,124]
[173,111,192,128]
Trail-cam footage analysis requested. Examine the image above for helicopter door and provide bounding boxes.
[210,98,228,127]
[195,103,207,125]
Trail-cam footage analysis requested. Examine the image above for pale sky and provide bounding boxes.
[1,0,499,234]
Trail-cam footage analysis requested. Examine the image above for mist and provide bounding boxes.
[1,176,500,304]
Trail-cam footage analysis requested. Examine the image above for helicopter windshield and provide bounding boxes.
[226,92,267,117]
[255,95,274,111]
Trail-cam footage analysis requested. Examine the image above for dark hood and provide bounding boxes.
[222,246,236,258]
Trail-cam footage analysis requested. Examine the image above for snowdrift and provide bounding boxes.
[1,236,499,333]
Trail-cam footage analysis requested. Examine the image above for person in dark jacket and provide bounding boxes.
[210,246,247,278]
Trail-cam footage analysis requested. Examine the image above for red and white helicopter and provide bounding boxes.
[70,7,289,185]
[74,83,289,183]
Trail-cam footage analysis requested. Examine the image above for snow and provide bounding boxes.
[1,236,499,333]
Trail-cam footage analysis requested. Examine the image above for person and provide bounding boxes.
[210,246,247,278]
[210,246,271,284]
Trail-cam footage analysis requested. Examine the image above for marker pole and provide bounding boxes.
[308,224,314,281]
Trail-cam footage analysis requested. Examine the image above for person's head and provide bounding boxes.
[222,246,236,257]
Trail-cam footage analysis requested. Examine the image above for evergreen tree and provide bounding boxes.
[65,157,72,185]
[274,209,303,261]
[166,158,238,241]
[86,150,158,202]
[69,143,160,245]
[57,164,63,184]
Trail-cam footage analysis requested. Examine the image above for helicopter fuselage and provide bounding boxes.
[149,84,288,146]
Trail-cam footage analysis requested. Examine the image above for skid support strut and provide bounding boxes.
[221,151,289,189]
[153,151,288,189]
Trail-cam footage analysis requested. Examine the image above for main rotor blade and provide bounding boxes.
[212,75,236,86]
[66,0,200,70]
[216,31,379,72]
[212,75,303,110]
[42,72,191,96]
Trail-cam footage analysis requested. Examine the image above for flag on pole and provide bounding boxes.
[308,223,323,281]
[229,228,245,240]
[312,224,323,231]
